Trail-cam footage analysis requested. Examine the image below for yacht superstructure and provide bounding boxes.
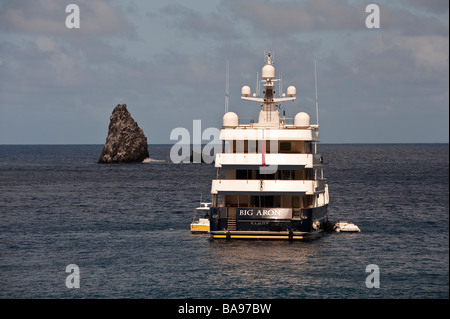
[209,53,329,240]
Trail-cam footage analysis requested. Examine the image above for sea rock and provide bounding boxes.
[98,104,149,164]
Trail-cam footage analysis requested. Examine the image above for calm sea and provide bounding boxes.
[0,144,448,299]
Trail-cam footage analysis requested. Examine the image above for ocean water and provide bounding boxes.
[0,144,448,299]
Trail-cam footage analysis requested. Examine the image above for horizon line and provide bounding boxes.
[0,142,448,146]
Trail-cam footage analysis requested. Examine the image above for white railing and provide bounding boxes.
[215,153,314,168]
[211,179,316,195]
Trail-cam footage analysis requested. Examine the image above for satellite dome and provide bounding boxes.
[241,86,251,97]
[223,112,239,128]
[262,64,275,80]
[294,112,310,128]
[287,86,296,97]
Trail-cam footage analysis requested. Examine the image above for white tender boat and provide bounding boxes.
[334,221,360,232]
[190,202,211,233]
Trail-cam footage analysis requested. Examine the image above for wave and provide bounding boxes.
[142,157,165,163]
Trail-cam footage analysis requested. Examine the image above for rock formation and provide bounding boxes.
[98,104,149,164]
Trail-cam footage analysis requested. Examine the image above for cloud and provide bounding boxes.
[398,0,449,14]
[380,4,448,37]
[319,32,449,130]
[226,0,362,35]
[354,33,449,85]
[387,35,449,70]
[159,4,239,40]
[225,0,448,37]
[0,1,447,143]
[0,0,135,36]
[0,0,142,94]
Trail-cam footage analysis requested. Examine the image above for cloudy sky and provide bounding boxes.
[0,0,448,144]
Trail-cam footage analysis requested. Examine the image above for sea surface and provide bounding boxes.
[0,144,448,299]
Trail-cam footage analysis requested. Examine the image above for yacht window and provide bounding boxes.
[236,170,249,179]
[280,142,291,152]
[305,142,312,153]
[248,140,258,153]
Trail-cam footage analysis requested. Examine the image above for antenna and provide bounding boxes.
[225,60,229,113]
[256,71,259,97]
[315,60,319,126]
[279,72,282,98]
[314,60,319,154]
[265,50,274,64]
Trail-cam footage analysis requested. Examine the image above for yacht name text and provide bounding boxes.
[239,209,282,217]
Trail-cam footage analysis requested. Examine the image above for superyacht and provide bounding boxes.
[209,53,329,240]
